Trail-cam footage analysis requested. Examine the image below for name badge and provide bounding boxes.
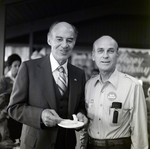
[107,92,117,101]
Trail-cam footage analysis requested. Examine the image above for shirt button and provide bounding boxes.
[100,104,103,107]
[101,90,104,93]
[99,118,101,121]
[98,132,99,134]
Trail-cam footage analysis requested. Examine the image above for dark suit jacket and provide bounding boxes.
[7,55,86,149]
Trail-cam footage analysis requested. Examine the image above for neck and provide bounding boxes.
[99,69,115,83]
[57,60,66,65]
[52,54,67,65]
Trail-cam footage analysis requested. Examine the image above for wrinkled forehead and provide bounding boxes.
[94,36,118,50]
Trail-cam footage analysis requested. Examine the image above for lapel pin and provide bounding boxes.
[74,78,77,81]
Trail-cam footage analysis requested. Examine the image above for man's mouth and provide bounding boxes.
[60,49,69,55]
[101,61,110,64]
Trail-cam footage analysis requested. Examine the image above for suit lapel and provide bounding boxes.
[68,64,78,118]
[36,55,57,111]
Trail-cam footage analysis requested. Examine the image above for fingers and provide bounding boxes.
[41,109,62,127]
[50,110,63,122]
[76,112,88,125]
[72,114,78,121]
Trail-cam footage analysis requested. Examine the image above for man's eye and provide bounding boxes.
[67,39,73,43]
[57,38,63,41]
[97,49,104,53]
[108,48,115,53]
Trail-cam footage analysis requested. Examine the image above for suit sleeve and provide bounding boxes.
[7,62,43,129]
[76,70,86,115]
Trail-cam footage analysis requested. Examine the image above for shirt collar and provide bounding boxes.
[108,69,119,89]
[50,53,68,74]
[94,69,119,89]
[5,70,15,81]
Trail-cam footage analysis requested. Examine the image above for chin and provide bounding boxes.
[61,54,70,59]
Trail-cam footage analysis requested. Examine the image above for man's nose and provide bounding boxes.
[61,40,68,48]
[103,51,108,58]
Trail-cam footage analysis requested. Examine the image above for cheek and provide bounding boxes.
[94,55,101,62]
[12,67,18,72]
[12,68,16,73]
[51,40,61,48]
[55,43,61,49]
[69,41,76,48]
[111,56,117,64]
[70,44,74,49]
[95,59,101,67]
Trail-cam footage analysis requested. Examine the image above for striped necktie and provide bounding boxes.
[57,66,67,95]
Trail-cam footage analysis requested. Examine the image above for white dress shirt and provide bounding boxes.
[50,53,68,86]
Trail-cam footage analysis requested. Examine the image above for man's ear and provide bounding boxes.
[47,34,51,46]
[92,51,95,61]
[116,50,120,58]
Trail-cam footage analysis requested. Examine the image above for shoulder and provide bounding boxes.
[86,75,98,86]
[68,63,85,74]
[24,55,47,65]
[88,74,98,81]
[21,55,49,71]
[118,71,141,86]
[0,76,11,84]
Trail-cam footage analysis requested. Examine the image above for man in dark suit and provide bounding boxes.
[7,21,88,149]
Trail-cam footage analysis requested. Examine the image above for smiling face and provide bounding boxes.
[47,22,76,65]
[92,36,118,73]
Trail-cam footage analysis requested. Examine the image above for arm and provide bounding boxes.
[0,120,15,149]
[0,77,7,94]
[0,78,11,107]
[76,71,88,125]
[146,97,150,138]
[7,62,44,129]
[130,83,149,149]
[0,140,15,149]
[0,77,12,95]
[7,62,63,129]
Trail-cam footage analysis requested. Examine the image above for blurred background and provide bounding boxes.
[0,1,150,148]
[0,0,150,98]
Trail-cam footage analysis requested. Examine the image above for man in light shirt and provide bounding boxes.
[80,35,148,149]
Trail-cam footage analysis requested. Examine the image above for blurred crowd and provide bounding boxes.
[0,54,22,149]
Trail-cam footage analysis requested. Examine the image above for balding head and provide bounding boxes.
[93,35,118,52]
[48,21,78,39]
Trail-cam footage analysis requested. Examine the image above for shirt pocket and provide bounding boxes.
[108,107,123,126]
